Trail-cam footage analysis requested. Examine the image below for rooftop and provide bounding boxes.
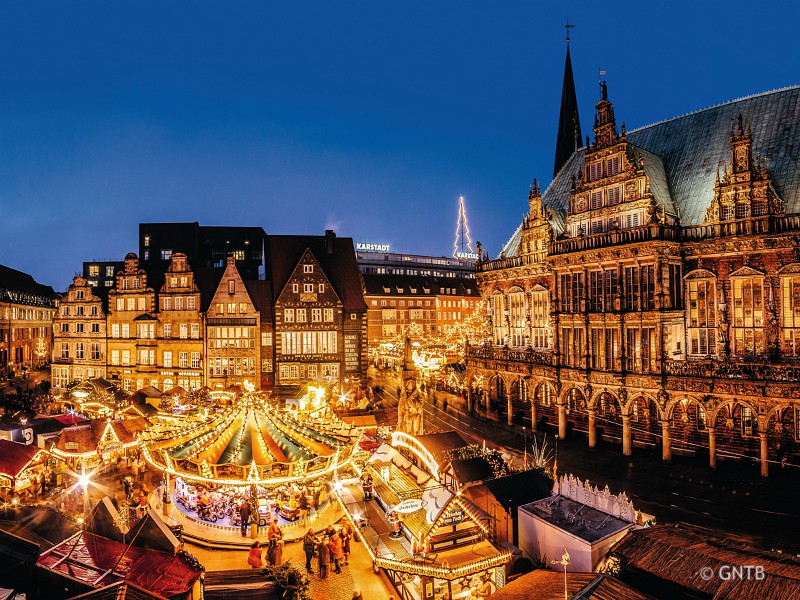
[520,494,632,544]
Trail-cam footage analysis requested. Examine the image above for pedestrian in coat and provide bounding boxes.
[240,498,251,537]
[316,537,330,579]
[340,523,352,565]
[303,528,316,573]
[267,538,282,566]
[247,541,263,568]
[330,532,344,573]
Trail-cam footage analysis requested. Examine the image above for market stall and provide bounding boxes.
[335,431,512,600]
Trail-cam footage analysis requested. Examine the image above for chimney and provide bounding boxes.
[325,229,336,254]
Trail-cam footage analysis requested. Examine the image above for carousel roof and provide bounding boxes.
[144,392,355,471]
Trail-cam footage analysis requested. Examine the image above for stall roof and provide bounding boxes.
[610,523,800,600]
[37,531,202,597]
[481,469,554,512]
[67,581,169,600]
[54,414,90,426]
[0,440,47,478]
[490,570,653,600]
[413,432,471,469]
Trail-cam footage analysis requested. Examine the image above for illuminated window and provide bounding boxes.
[304,264,313,273]
[686,277,717,356]
[741,406,757,437]
[782,276,800,356]
[731,276,764,356]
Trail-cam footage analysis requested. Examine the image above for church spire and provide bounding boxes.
[553,29,582,179]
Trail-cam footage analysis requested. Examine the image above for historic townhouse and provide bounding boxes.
[468,71,800,476]
[363,275,479,343]
[269,231,367,393]
[204,255,262,389]
[106,253,160,393]
[51,276,106,389]
[0,264,56,376]
[157,253,203,392]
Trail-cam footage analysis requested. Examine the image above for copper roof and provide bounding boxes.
[506,86,800,255]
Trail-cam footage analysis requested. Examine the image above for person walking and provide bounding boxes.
[340,523,352,565]
[316,536,330,579]
[247,541,263,568]
[131,459,139,482]
[330,530,344,574]
[298,492,309,524]
[240,497,251,537]
[303,528,316,573]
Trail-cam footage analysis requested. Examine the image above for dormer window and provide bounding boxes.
[587,162,602,181]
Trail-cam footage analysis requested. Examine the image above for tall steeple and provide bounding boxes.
[553,29,582,178]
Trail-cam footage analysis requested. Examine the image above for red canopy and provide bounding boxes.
[38,532,202,597]
[0,439,46,478]
[54,413,89,426]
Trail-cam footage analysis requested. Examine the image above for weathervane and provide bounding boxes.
[564,18,575,45]
[551,546,571,599]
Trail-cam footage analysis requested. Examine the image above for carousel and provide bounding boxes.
[140,382,360,533]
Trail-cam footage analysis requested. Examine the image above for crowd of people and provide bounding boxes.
[301,522,353,578]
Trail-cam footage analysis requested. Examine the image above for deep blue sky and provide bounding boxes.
[1,1,798,291]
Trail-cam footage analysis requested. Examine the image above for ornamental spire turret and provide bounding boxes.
[553,27,582,179]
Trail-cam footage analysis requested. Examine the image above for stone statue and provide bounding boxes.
[397,336,424,436]
[398,376,424,436]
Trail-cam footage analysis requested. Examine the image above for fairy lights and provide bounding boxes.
[391,431,440,479]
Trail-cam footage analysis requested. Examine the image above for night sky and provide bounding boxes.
[1,1,798,292]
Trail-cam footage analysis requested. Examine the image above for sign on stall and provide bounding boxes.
[392,498,424,514]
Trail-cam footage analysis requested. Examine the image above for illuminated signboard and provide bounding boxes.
[456,252,479,260]
[356,243,390,252]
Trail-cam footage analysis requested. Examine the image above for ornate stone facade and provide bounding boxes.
[468,85,800,476]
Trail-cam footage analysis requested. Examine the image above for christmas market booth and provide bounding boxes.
[139,384,360,538]
[65,378,130,419]
[51,417,152,469]
[37,498,203,600]
[0,439,50,501]
[335,431,512,600]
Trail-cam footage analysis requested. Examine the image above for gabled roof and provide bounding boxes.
[610,523,800,600]
[243,279,273,315]
[193,267,225,312]
[0,264,57,305]
[266,234,366,312]
[481,469,554,512]
[449,456,496,487]
[490,571,653,600]
[506,86,800,255]
[413,431,471,468]
[0,440,47,478]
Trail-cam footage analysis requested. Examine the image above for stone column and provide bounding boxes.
[558,403,567,440]
[708,427,717,469]
[530,401,537,431]
[622,415,632,456]
[507,397,514,426]
[759,431,769,478]
[588,409,597,448]
[660,420,672,463]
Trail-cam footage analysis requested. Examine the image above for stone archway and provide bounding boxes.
[510,378,531,426]
[534,381,557,431]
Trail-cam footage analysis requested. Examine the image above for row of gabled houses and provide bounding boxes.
[51,226,368,397]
